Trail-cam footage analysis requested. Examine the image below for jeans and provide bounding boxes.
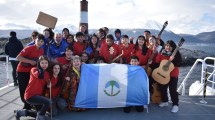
[26,95,51,116]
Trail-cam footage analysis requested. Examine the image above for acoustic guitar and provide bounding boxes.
[151,83,162,104]
[144,21,168,76]
[152,38,185,85]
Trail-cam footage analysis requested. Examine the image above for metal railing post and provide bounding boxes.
[6,56,10,86]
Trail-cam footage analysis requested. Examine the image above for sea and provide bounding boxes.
[0,43,214,94]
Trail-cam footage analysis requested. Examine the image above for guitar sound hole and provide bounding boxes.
[162,65,169,71]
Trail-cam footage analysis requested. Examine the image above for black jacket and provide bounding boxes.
[4,36,23,58]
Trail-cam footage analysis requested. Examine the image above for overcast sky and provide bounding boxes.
[0,0,215,35]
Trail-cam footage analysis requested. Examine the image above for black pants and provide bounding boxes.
[10,61,19,83]
[17,72,31,110]
[148,75,154,94]
[159,77,179,106]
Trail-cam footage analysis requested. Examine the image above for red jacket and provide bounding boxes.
[24,67,50,100]
[17,45,44,72]
[99,37,106,48]
[132,48,152,66]
[120,44,135,64]
[155,53,179,77]
[73,42,86,55]
[50,76,61,98]
[100,43,121,63]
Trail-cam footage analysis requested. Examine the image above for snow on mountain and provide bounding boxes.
[0,23,78,39]
[143,20,171,32]
[0,23,33,30]
[54,24,78,34]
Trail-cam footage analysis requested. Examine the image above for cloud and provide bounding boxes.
[0,0,215,35]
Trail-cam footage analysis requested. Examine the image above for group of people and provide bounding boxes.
[4,25,182,120]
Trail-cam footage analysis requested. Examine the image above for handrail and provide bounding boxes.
[177,59,204,95]
[0,55,10,87]
[177,57,215,96]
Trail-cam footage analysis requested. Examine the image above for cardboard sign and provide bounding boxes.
[36,11,58,29]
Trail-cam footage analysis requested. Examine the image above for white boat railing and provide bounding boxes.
[177,57,215,96]
[0,55,10,88]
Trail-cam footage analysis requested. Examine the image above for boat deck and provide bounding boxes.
[0,85,215,120]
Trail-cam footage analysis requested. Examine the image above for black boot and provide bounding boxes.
[123,106,131,113]
[135,106,144,112]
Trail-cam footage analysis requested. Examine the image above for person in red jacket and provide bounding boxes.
[100,34,122,63]
[55,46,73,76]
[14,56,51,120]
[154,40,182,113]
[73,32,87,55]
[14,34,45,119]
[45,63,63,116]
[120,34,135,64]
[25,55,51,120]
[131,35,152,66]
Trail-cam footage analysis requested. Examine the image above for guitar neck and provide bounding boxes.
[111,53,123,63]
[156,21,168,45]
[158,27,165,37]
[171,46,179,57]
[145,49,157,70]
[165,46,179,66]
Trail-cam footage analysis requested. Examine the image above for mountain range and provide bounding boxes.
[0,22,214,43]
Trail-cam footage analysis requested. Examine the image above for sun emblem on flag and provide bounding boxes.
[104,80,120,96]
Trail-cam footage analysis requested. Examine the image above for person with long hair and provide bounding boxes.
[132,35,152,66]
[14,56,51,120]
[154,40,182,113]
[85,34,99,63]
[45,63,63,116]
[57,55,85,112]
[25,56,51,119]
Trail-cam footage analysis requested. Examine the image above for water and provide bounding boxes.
[182,43,215,55]
[0,61,12,88]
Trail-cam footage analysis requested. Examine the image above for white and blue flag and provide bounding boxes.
[75,64,149,108]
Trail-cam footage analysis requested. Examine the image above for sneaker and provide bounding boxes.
[36,114,51,120]
[14,82,18,86]
[171,105,179,113]
[135,106,144,112]
[123,106,131,113]
[159,102,168,107]
[36,114,46,120]
[14,109,26,120]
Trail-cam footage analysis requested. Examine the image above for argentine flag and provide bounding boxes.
[75,64,149,108]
